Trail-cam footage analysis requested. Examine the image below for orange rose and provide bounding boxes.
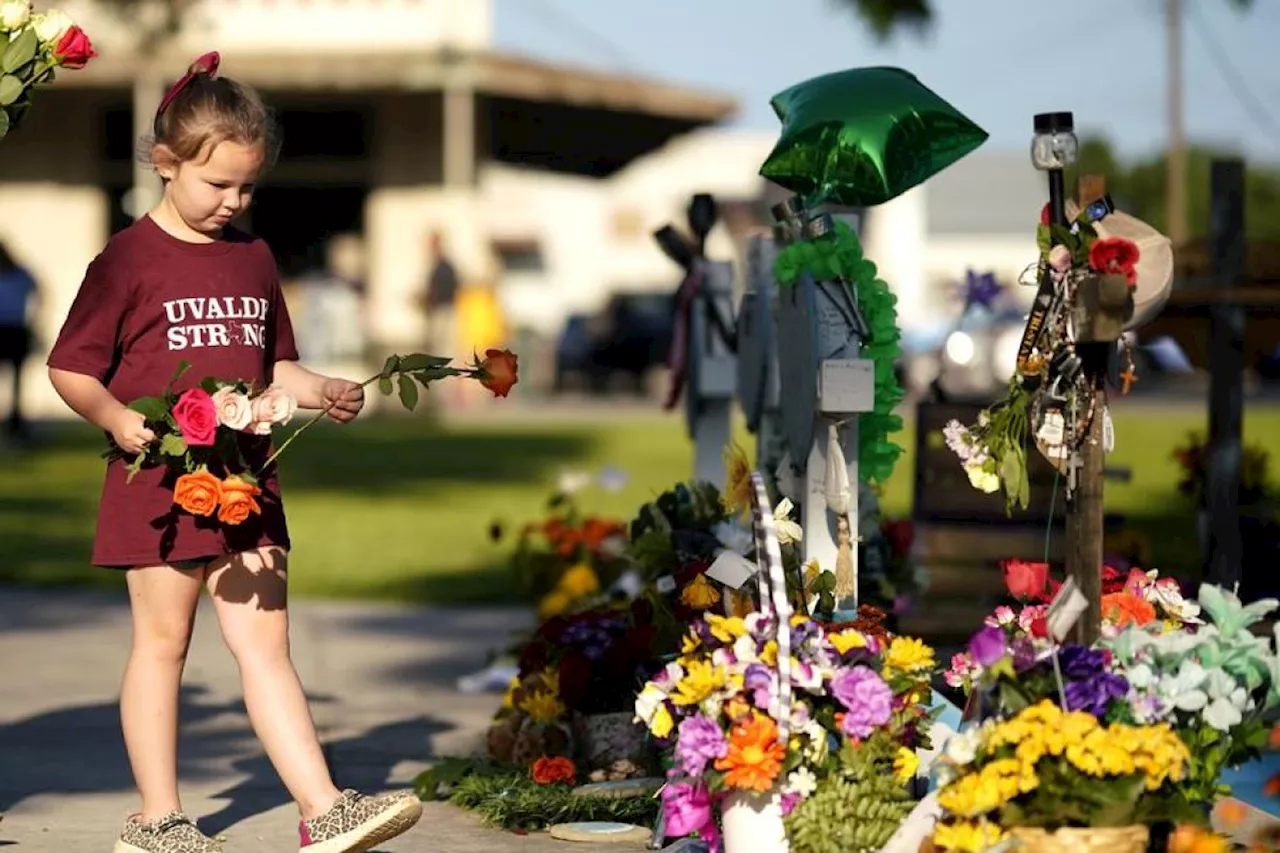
[1101,591,1157,628]
[477,348,519,398]
[217,475,263,526]
[530,756,576,786]
[173,470,222,517]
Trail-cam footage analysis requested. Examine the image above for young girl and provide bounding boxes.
[46,52,423,853]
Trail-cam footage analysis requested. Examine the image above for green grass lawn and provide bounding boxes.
[4,402,1278,604]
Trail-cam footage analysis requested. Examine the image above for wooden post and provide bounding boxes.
[1066,398,1105,644]
[1206,159,1246,590]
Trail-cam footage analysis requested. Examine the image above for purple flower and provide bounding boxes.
[1011,636,1041,672]
[831,666,893,738]
[662,781,717,844]
[1058,645,1106,679]
[674,714,728,777]
[1064,672,1130,718]
[967,626,1008,668]
[781,792,801,816]
[743,664,775,710]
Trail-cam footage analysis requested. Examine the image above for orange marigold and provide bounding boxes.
[713,714,785,792]
[1101,591,1157,628]
[530,756,576,786]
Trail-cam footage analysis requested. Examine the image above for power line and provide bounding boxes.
[508,0,641,73]
[1185,0,1280,140]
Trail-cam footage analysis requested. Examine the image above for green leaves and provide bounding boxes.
[159,432,187,457]
[397,374,419,411]
[375,351,467,410]
[0,74,23,106]
[128,395,169,423]
[1,28,36,75]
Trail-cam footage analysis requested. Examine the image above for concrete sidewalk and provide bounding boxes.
[0,587,624,853]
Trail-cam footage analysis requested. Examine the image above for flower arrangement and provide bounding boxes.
[108,350,517,524]
[929,700,1191,852]
[634,609,937,852]
[1172,430,1272,509]
[943,197,1144,512]
[496,482,629,619]
[1098,584,1280,804]
[943,561,1200,694]
[1,1,95,140]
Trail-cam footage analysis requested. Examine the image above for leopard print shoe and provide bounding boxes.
[113,811,222,853]
[299,789,422,853]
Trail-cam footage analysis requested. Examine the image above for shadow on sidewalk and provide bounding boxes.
[0,685,247,813]
[199,715,454,837]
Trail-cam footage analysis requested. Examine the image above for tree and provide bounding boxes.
[828,0,934,42]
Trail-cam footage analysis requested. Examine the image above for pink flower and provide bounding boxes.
[661,781,718,846]
[1017,604,1049,633]
[210,386,253,431]
[983,606,1016,628]
[831,666,893,737]
[944,652,977,688]
[248,386,297,436]
[172,388,217,446]
[1048,244,1072,272]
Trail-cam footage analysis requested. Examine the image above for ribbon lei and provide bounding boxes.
[663,268,704,411]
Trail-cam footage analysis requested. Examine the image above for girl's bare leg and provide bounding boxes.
[205,546,342,820]
[122,563,205,821]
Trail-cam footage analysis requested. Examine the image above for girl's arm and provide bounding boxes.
[272,360,365,424]
[48,367,155,453]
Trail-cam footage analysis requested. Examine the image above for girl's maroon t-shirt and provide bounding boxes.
[47,215,300,567]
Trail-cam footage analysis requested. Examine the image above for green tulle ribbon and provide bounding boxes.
[773,219,904,485]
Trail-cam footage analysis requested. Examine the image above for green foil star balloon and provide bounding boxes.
[759,66,989,208]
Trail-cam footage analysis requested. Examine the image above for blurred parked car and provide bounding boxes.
[554,291,675,394]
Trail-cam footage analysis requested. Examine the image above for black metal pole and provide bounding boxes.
[1206,159,1246,591]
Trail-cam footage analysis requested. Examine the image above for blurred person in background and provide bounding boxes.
[0,240,37,443]
[421,230,459,356]
[455,272,508,409]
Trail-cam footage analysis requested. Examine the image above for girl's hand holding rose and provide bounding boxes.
[321,378,365,424]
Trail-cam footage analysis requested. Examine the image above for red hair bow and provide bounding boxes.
[154,51,220,124]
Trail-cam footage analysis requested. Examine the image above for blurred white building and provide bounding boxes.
[0,0,1046,418]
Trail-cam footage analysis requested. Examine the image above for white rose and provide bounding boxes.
[31,8,72,44]
[0,1,31,32]
[249,386,297,434]
[210,386,253,432]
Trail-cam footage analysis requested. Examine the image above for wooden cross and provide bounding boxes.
[1120,364,1138,395]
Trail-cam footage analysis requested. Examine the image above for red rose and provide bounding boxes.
[530,756,576,786]
[1001,559,1049,601]
[1102,566,1128,595]
[1088,237,1140,286]
[477,348,519,398]
[1040,203,1051,226]
[171,388,218,446]
[53,25,96,70]
[1029,616,1049,639]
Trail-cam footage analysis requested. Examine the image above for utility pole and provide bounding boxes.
[1167,0,1187,247]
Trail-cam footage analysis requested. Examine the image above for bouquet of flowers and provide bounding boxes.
[1098,584,1280,804]
[107,349,517,524]
[1,1,95,140]
[929,699,1191,852]
[633,610,937,852]
[943,560,1201,694]
[497,484,629,620]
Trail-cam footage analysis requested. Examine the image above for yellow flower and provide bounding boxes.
[759,639,778,667]
[681,632,702,656]
[721,442,753,516]
[537,590,572,620]
[829,629,867,655]
[727,588,756,617]
[672,659,728,706]
[501,676,519,709]
[933,819,1006,853]
[705,614,747,644]
[557,563,600,598]
[650,704,674,739]
[882,636,936,676]
[518,690,565,723]
[681,574,721,610]
[893,746,919,784]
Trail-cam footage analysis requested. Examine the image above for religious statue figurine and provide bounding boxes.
[834,514,855,601]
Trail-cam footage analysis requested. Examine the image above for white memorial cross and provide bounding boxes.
[772,202,875,616]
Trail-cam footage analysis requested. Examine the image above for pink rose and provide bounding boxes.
[1048,244,1072,272]
[172,388,218,446]
[210,386,253,431]
[248,386,297,436]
